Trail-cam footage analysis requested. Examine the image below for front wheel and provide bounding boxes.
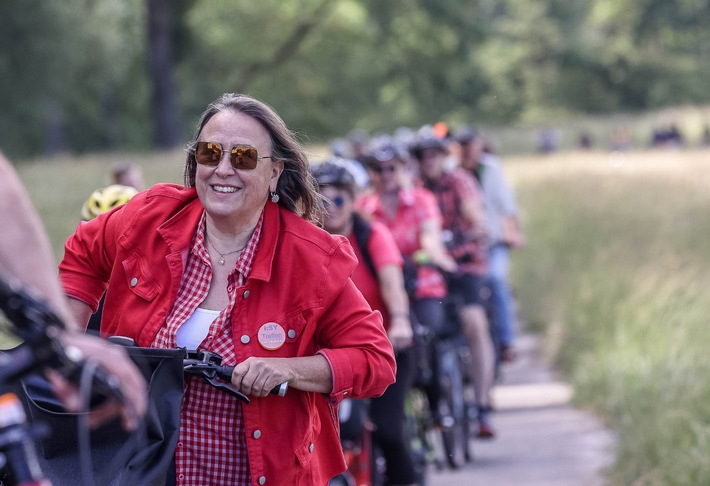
[438,343,468,469]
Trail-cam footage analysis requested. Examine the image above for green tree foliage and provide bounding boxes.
[1,0,709,158]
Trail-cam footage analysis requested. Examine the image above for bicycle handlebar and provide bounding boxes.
[106,337,288,404]
[183,349,288,404]
[0,275,123,404]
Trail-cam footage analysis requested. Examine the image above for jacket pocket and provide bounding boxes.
[122,254,160,301]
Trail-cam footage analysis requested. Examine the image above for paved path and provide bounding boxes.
[429,333,616,486]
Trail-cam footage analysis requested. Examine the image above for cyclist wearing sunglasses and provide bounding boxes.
[58,93,396,486]
[313,159,417,486]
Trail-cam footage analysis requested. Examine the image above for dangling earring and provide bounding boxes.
[270,191,280,203]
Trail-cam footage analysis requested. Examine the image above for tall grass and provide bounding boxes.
[507,149,710,485]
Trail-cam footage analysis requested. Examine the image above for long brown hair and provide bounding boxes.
[184,93,323,223]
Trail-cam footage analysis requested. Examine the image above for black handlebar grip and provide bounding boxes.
[218,365,288,396]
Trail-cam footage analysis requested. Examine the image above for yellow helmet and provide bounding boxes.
[81,184,138,221]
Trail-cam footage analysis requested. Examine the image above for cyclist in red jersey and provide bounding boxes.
[356,139,457,429]
[314,159,417,486]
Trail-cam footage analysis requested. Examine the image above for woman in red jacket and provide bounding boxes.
[59,93,396,486]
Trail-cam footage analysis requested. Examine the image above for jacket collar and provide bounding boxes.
[156,188,204,254]
[249,201,280,282]
[155,191,282,284]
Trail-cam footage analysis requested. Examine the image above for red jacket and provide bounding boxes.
[59,183,396,485]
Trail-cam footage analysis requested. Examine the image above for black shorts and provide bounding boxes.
[447,272,487,306]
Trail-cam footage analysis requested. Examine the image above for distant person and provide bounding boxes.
[111,161,145,190]
[538,128,557,154]
[651,123,683,149]
[455,127,524,366]
[79,184,139,333]
[579,132,593,150]
[356,138,456,434]
[412,134,498,439]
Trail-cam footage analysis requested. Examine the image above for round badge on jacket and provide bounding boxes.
[257,322,286,350]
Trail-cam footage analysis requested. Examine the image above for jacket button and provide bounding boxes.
[243,290,250,299]
[287,329,296,339]
[258,476,266,485]
[240,335,250,344]
[309,443,315,453]
[253,429,262,439]
[130,277,138,287]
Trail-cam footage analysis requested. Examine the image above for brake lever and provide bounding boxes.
[183,362,250,404]
[201,373,250,404]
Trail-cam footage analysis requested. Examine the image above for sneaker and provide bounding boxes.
[500,344,517,363]
[477,407,496,439]
[477,420,496,439]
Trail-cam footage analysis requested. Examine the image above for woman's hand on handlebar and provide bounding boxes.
[231,357,294,398]
[47,331,148,431]
[232,355,333,396]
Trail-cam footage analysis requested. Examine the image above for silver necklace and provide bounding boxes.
[207,236,246,265]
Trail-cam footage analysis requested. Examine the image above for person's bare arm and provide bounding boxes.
[502,215,525,249]
[377,264,413,350]
[0,151,146,429]
[0,152,75,327]
[460,197,485,230]
[420,218,457,272]
[232,355,333,397]
[66,297,94,330]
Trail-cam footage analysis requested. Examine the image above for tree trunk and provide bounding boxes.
[147,0,181,149]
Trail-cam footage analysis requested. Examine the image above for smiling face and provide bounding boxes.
[195,109,283,229]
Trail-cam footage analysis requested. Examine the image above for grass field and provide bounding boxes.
[7,146,710,485]
[506,148,710,485]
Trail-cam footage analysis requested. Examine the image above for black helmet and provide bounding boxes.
[411,135,448,160]
[362,135,411,169]
[453,126,478,143]
[311,158,357,196]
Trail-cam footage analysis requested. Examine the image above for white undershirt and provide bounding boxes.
[176,307,220,349]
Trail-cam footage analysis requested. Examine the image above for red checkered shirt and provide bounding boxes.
[152,210,263,486]
[425,169,488,275]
